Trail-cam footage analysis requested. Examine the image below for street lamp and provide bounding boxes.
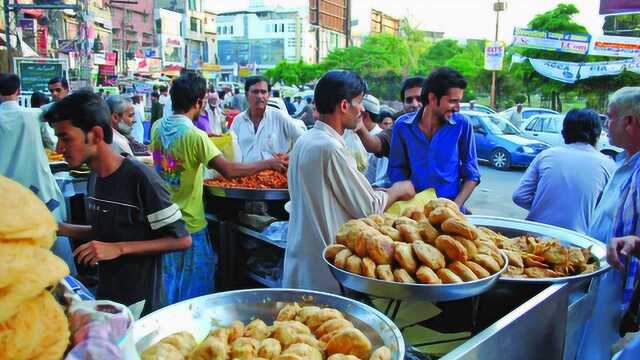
[491,1,506,110]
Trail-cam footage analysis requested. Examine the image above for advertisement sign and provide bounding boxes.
[14,58,67,93]
[36,25,48,57]
[201,63,221,72]
[162,35,184,66]
[148,58,162,73]
[136,58,149,73]
[600,0,640,15]
[484,41,505,71]
[589,35,640,57]
[144,48,159,58]
[105,52,117,66]
[512,28,591,55]
[528,59,582,83]
[98,65,117,86]
[19,19,36,49]
[57,39,76,54]
[94,53,106,65]
[218,39,284,66]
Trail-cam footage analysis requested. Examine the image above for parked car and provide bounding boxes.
[463,111,550,170]
[499,106,559,123]
[460,102,496,114]
[520,114,623,158]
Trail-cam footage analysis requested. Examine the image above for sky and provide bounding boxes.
[207,0,605,41]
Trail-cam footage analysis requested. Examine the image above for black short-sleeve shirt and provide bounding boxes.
[87,158,189,315]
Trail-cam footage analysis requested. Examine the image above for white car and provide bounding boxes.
[499,106,559,122]
[520,114,622,158]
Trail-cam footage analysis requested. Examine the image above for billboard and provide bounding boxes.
[484,41,505,71]
[161,35,184,66]
[512,28,591,55]
[600,0,640,15]
[218,39,284,66]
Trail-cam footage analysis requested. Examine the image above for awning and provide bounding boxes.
[0,32,39,57]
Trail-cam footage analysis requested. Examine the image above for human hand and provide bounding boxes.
[390,180,416,201]
[265,157,288,172]
[73,241,123,266]
[607,236,640,271]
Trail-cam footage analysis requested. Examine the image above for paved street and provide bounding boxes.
[466,163,529,219]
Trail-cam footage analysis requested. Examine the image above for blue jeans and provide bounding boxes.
[162,228,217,305]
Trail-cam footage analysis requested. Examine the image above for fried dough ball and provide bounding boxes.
[417,221,439,244]
[140,343,183,360]
[281,343,322,360]
[306,308,345,331]
[277,303,302,321]
[274,355,303,360]
[258,338,282,359]
[336,220,369,250]
[454,236,478,260]
[403,205,427,222]
[370,346,392,360]
[441,218,478,240]
[362,257,377,278]
[314,318,354,338]
[382,213,398,226]
[366,214,387,226]
[375,264,394,281]
[474,254,501,273]
[356,227,380,257]
[152,331,196,356]
[325,244,349,261]
[377,225,401,242]
[295,306,322,324]
[393,242,417,273]
[412,240,446,270]
[464,261,491,279]
[424,198,461,217]
[394,216,418,227]
[325,327,373,359]
[334,249,354,269]
[345,255,363,275]
[428,207,461,225]
[506,265,524,276]
[393,268,416,283]
[230,337,260,359]
[436,268,463,284]
[327,355,360,360]
[289,334,323,351]
[396,223,422,243]
[228,320,245,343]
[365,235,394,265]
[189,335,229,360]
[271,321,311,348]
[208,327,230,343]
[448,261,479,281]
[524,267,562,278]
[435,235,468,262]
[416,265,442,284]
[245,318,271,340]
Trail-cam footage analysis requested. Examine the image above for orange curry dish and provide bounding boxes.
[205,170,288,189]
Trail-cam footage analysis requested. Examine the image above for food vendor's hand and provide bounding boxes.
[391,180,416,201]
[607,236,640,271]
[266,157,288,172]
[274,152,289,162]
[73,241,123,266]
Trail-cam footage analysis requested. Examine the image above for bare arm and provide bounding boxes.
[58,223,96,242]
[208,154,286,178]
[383,180,416,210]
[74,235,192,266]
[454,180,479,209]
[355,125,384,154]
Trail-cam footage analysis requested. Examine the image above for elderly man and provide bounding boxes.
[578,87,640,359]
[105,95,144,156]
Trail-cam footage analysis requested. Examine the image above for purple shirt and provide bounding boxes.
[194,112,213,134]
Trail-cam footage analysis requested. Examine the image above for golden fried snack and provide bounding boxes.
[394,216,418,227]
[258,338,282,359]
[393,268,416,283]
[375,264,394,281]
[436,268,463,284]
[476,241,505,267]
[345,255,363,275]
[524,267,562,278]
[274,355,303,360]
[370,346,392,360]
[314,318,354,338]
[396,223,422,243]
[325,244,348,261]
[441,218,478,240]
[271,321,312,348]
[0,291,69,360]
[404,205,427,222]
[0,176,57,248]
[140,343,183,360]
[281,343,322,360]
[230,337,260,359]
[327,355,360,360]
[366,214,387,226]
[377,225,401,242]
[416,265,442,284]
[143,331,196,358]
[506,265,524,276]
[357,227,381,257]
[464,261,491,279]
[365,235,394,265]
[455,237,478,260]
[503,250,524,268]
[289,334,323,351]
[229,320,246,343]
[435,235,468,262]
[424,198,460,217]
[319,329,340,343]
[208,327,231,343]
[334,249,353,269]
[412,240,445,270]
[362,217,380,229]
[382,213,398,226]
[325,327,373,359]
[474,254,501,273]
[523,255,549,269]
[428,207,461,225]
[306,308,345,332]
[245,318,271,340]
[417,221,439,244]
[277,303,302,321]
[448,261,479,281]
[0,243,69,323]
[393,242,418,273]
[336,220,370,251]
[295,306,322,324]
[362,257,377,278]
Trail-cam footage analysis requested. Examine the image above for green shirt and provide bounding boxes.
[150,117,221,233]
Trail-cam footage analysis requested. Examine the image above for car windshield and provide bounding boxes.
[483,115,521,135]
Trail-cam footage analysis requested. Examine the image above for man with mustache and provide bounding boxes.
[230,76,305,162]
[388,67,480,212]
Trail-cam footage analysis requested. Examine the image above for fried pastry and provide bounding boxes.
[412,240,446,270]
[474,254,501,273]
[524,267,562,278]
[393,268,416,283]
[245,318,270,340]
[271,321,312,348]
[277,303,302,321]
[437,268,463,283]
[189,335,228,360]
[396,223,422,243]
[404,205,427,222]
[325,244,348,261]
[455,236,478,260]
[441,218,478,240]
[393,216,418,227]
[362,257,377,278]
[435,235,468,262]
[424,198,460,217]
[464,261,491,279]
[377,225,401,242]
[229,320,245,343]
[336,219,367,249]
[295,306,321,324]
[382,213,398,226]
[208,327,230,343]
[334,249,353,269]
[428,207,460,225]
[393,242,418,273]
[375,264,394,281]
[523,255,549,269]
[274,355,303,360]
[506,265,524,276]
[366,214,387,226]
[327,355,360,360]
[503,250,524,268]
[230,337,260,359]
[416,265,442,284]
[365,235,394,265]
[281,343,322,360]
[289,334,323,351]
[417,221,439,244]
[448,261,479,281]
[345,255,363,275]
[258,338,282,359]
[370,346,392,360]
[306,308,345,331]
[314,318,354,338]
[325,327,372,359]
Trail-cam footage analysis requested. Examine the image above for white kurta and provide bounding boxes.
[283,121,389,293]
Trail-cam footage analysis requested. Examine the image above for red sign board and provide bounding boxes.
[36,25,48,57]
[105,52,117,66]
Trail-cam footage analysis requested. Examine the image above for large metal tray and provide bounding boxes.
[324,249,508,302]
[204,184,289,201]
[467,215,610,284]
[133,288,405,359]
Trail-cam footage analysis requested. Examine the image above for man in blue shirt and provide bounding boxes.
[388,67,480,210]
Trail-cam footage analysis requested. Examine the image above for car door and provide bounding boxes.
[469,115,491,160]
[522,116,543,141]
[537,117,563,146]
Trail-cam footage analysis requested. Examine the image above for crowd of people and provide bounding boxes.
[1,63,640,357]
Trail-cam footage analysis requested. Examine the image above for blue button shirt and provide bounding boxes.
[388,110,481,199]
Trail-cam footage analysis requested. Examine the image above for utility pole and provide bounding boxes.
[491,1,505,110]
[3,0,14,72]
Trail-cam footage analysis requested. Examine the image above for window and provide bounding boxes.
[223,26,227,35]
[288,38,296,47]
[190,17,198,32]
[125,10,132,23]
[288,23,296,32]
[156,19,162,33]
[188,0,197,11]
[229,25,233,35]
[469,116,485,133]
[143,13,148,23]
[527,118,543,132]
[280,24,285,32]
[542,117,561,133]
[217,26,221,33]
[274,24,278,32]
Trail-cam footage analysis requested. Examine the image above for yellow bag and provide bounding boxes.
[385,188,437,217]
[206,132,241,179]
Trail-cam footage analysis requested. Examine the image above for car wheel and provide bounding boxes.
[491,149,511,170]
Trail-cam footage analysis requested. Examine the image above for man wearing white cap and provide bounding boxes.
[361,94,390,187]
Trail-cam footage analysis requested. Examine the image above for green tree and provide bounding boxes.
[264,60,323,88]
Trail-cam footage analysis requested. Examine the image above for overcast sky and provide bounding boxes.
[207,0,604,40]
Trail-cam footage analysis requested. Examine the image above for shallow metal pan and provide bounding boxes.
[204,184,289,201]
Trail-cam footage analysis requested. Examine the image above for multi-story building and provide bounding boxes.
[203,9,217,65]
[309,0,350,62]
[350,5,400,46]
[110,0,155,74]
[156,0,206,70]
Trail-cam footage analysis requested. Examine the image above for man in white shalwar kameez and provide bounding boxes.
[283,70,415,293]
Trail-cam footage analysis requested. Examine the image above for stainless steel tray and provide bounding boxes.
[467,215,610,284]
[324,249,508,302]
[204,184,289,201]
[133,288,405,359]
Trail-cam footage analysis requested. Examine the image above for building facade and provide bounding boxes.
[203,10,218,64]
[155,0,206,70]
[309,0,349,62]
[350,6,400,46]
[155,8,184,70]
[110,0,155,74]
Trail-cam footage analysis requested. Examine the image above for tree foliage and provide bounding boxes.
[263,60,323,88]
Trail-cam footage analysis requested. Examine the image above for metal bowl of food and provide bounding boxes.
[204,185,290,201]
[467,215,610,284]
[324,249,508,302]
[133,288,405,359]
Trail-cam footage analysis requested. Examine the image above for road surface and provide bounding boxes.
[466,163,529,219]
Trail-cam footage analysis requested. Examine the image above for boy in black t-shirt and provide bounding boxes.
[45,91,191,315]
